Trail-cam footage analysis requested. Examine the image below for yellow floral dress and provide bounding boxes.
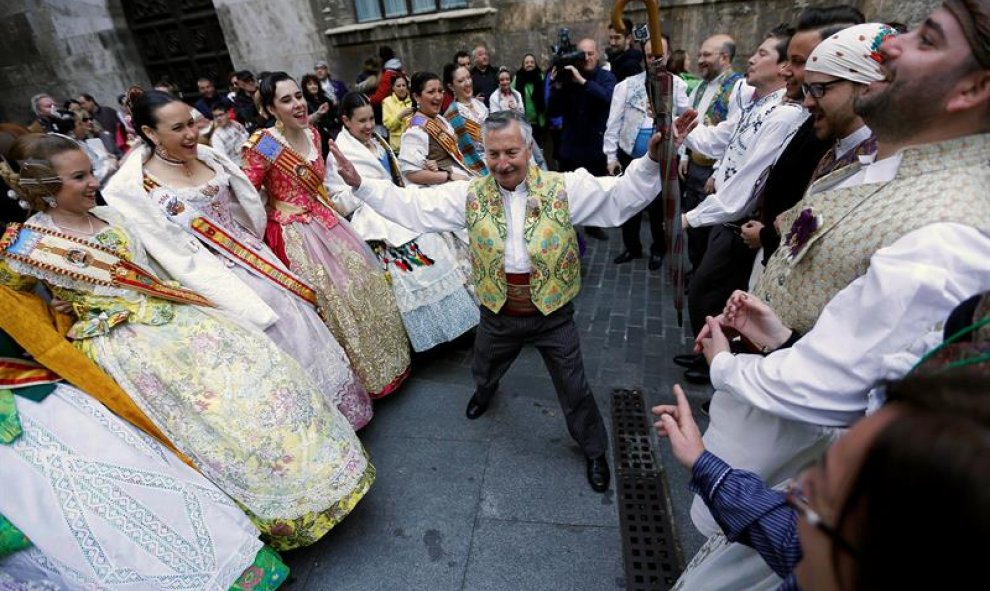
[0,210,374,551]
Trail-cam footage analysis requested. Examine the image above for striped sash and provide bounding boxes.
[142,176,318,307]
[0,224,213,307]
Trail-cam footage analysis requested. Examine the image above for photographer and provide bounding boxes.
[547,38,616,240]
[27,94,75,135]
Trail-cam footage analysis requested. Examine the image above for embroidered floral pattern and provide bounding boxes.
[784,207,823,261]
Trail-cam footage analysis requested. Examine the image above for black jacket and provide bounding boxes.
[547,66,617,165]
[608,48,644,83]
[756,117,831,264]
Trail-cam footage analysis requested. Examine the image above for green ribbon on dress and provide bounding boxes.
[0,390,22,444]
[0,513,31,559]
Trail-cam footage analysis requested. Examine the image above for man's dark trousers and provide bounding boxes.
[687,224,758,335]
[617,149,665,257]
[682,160,715,272]
[470,302,608,459]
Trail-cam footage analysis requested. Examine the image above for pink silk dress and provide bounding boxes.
[243,126,410,397]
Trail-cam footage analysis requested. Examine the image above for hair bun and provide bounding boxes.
[124,85,145,111]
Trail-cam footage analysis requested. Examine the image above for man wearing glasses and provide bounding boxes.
[674,6,990,589]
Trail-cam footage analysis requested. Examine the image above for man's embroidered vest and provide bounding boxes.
[465,166,580,315]
[756,133,990,334]
[695,70,743,126]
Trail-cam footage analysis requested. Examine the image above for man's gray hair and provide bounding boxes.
[482,110,533,147]
[30,94,52,116]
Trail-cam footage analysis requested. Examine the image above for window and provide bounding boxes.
[354,0,468,22]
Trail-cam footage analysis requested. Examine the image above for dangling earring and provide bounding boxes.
[42,195,57,209]
[275,118,285,134]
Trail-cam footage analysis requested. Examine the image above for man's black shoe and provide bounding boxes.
[465,394,488,420]
[684,367,711,385]
[673,353,706,369]
[613,250,642,264]
[586,455,610,492]
[585,227,609,240]
[648,253,664,270]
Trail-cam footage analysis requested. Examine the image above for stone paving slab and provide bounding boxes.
[462,519,624,591]
[284,224,712,589]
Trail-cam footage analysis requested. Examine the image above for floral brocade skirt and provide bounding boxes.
[225,263,373,430]
[75,305,375,551]
[280,218,411,397]
[370,232,479,352]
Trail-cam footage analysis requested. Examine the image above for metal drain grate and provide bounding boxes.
[612,389,683,591]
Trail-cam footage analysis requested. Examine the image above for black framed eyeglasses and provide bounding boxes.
[785,478,860,558]
[801,79,849,99]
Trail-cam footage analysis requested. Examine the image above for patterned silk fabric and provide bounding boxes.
[757,133,990,334]
[466,165,581,315]
[0,214,375,551]
[243,126,411,396]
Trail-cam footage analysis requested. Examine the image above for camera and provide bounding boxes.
[551,28,585,82]
[632,24,649,45]
[47,109,77,135]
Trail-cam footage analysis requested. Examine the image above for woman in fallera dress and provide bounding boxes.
[102,89,372,430]
[242,72,410,398]
[400,71,477,186]
[441,66,489,178]
[0,289,288,590]
[331,92,478,352]
[0,134,374,551]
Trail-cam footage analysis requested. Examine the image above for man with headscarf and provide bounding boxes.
[739,7,871,271]
[674,8,990,589]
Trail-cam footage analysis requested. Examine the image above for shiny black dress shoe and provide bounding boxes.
[673,353,706,369]
[586,455,610,492]
[613,250,642,264]
[648,253,664,271]
[585,227,609,240]
[684,367,711,385]
[465,393,488,420]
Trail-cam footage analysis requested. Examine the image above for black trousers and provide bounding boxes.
[682,160,715,273]
[470,302,608,458]
[687,224,758,336]
[617,149,666,257]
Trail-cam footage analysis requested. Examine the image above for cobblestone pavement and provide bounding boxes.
[282,224,713,590]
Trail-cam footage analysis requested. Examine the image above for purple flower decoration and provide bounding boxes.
[784,207,822,261]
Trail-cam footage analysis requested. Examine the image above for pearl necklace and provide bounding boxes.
[155,147,193,177]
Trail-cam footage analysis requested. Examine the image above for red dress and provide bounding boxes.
[243,126,410,397]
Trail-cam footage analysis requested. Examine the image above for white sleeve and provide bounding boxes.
[683,113,737,161]
[603,80,628,164]
[566,154,662,227]
[398,127,430,174]
[351,178,470,233]
[674,77,691,117]
[685,108,806,227]
[710,224,990,426]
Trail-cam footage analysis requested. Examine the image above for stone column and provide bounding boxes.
[0,0,147,125]
[212,0,331,79]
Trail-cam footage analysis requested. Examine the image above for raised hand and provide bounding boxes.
[652,385,705,469]
[328,140,362,188]
[673,109,699,147]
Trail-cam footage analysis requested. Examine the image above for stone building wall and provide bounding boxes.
[0,0,147,125]
[213,0,330,79]
[319,0,940,85]
[0,0,943,127]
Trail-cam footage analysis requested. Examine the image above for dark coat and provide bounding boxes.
[547,66,617,165]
